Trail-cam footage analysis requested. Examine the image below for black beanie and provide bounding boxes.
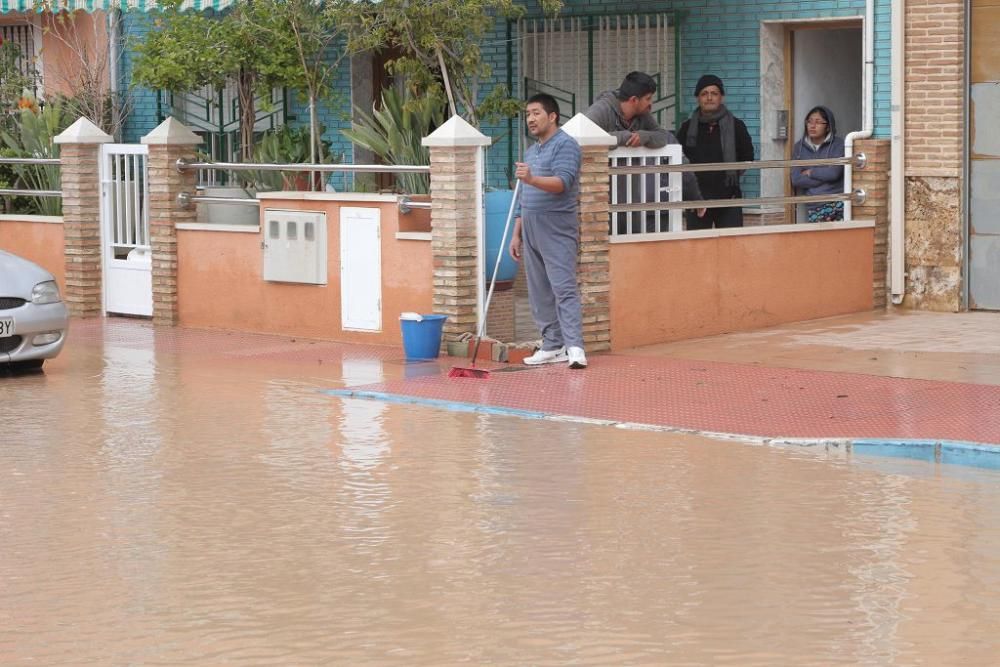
[694,74,725,97]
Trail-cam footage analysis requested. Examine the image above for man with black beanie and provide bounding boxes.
[676,74,754,229]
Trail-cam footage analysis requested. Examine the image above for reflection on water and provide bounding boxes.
[2,328,1000,665]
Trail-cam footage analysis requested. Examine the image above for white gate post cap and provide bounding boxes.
[54,117,113,144]
[422,115,491,147]
[142,117,202,146]
[562,113,617,146]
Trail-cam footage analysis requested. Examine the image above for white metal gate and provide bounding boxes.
[99,143,152,317]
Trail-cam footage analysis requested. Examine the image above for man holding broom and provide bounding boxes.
[509,93,586,369]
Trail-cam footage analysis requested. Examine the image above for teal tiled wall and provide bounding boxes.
[482,0,891,189]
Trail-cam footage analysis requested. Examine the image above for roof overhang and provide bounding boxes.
[0,0,232,13]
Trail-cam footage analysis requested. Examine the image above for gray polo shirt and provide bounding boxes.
[520,129,581,215]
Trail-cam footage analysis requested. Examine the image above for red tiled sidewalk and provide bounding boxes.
[352,354,1000,445]
[66,318,1000,445]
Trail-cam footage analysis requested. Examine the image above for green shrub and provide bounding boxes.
[0,104,72,215]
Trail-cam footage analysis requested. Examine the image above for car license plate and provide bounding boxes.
[0,316,14,337]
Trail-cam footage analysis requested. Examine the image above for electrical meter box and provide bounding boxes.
[262,209,327,284]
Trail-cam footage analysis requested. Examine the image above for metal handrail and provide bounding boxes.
[177,192,259,207]
[0,188,62,198]
[0,157,61,166]
[610,190,865,213]
[398,195,432,214]
[610,153,866,175]
[176,158,430,174]
[177,192,431,211]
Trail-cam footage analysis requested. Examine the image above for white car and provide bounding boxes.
[0,250,69,370]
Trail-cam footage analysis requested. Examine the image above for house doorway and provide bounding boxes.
[760,20,863,222]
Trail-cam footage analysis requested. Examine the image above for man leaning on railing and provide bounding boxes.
[584,71,705,219]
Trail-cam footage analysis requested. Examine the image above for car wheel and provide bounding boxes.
[11,359,44,371]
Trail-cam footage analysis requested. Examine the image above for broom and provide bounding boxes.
[448,180,522,379]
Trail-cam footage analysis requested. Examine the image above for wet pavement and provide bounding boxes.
[3,314,1000,664]
[347,310,1000,446]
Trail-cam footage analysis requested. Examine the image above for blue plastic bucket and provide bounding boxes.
[485,190,519,286]
[399,314,447,360]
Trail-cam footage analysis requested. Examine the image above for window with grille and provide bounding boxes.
[517,14,679,129]
[0,23,42,96]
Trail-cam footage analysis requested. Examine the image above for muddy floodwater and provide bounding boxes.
[3,322,1000,665]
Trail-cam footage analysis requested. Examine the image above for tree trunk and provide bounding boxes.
[237,68,256,162]
[309,96,318,192]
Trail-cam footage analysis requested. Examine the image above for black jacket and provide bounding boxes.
[676,115,754,199]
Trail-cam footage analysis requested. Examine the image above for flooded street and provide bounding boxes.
[3,321,1000,665]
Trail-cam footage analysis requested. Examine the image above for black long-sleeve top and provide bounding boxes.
[675,116,754,199]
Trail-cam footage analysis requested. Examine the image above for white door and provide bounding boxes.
[100,144,152,317]
[340,207,381,331]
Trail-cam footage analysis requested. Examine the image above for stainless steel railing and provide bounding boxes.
[610,154,866,175]
[175,159,430,174]
[0,156,62,198]
[611,190,864,213]
[174,160,432,213]
[608,153,867,213]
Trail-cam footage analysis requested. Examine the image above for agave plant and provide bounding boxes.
[342,87,444,195]
[249,124,334,192]
[1,103,71,216]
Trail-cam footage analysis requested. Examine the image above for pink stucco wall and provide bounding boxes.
[610,225,876,348]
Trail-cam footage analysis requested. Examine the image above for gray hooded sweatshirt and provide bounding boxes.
[584,91,671,147]
[584,91,702,201]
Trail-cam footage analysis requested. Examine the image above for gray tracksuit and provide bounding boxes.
[520,129,584,351]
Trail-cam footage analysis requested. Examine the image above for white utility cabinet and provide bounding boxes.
[262,209,327,284]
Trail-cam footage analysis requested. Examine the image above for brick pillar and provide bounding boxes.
[54,118,112,317]
[563,115,616,352]
[142,118,202,326]
[422,117,491,344]
[577,145,613,352]
[853,139,891,310]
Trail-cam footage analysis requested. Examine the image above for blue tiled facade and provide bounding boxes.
[122,0,891,192]
[121,12,160,144]
[481,0,892,189]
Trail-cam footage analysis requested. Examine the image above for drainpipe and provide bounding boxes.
[889,0,906,304]
[961,0,970,309]
[844,0,875,222]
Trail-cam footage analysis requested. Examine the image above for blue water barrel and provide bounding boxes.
[484,189,519,290]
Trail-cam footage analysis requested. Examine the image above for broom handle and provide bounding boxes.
[476,179,522,341]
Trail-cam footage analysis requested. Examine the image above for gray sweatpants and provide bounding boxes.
[520,210,584,350]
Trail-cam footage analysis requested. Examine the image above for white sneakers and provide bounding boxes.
[567,346,587,369]
[523,346,568,365]
[523,345,588,369]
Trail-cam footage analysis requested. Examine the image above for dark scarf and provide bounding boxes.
[685,104,740,189]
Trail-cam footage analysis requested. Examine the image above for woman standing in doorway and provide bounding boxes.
[790,106,845,222]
